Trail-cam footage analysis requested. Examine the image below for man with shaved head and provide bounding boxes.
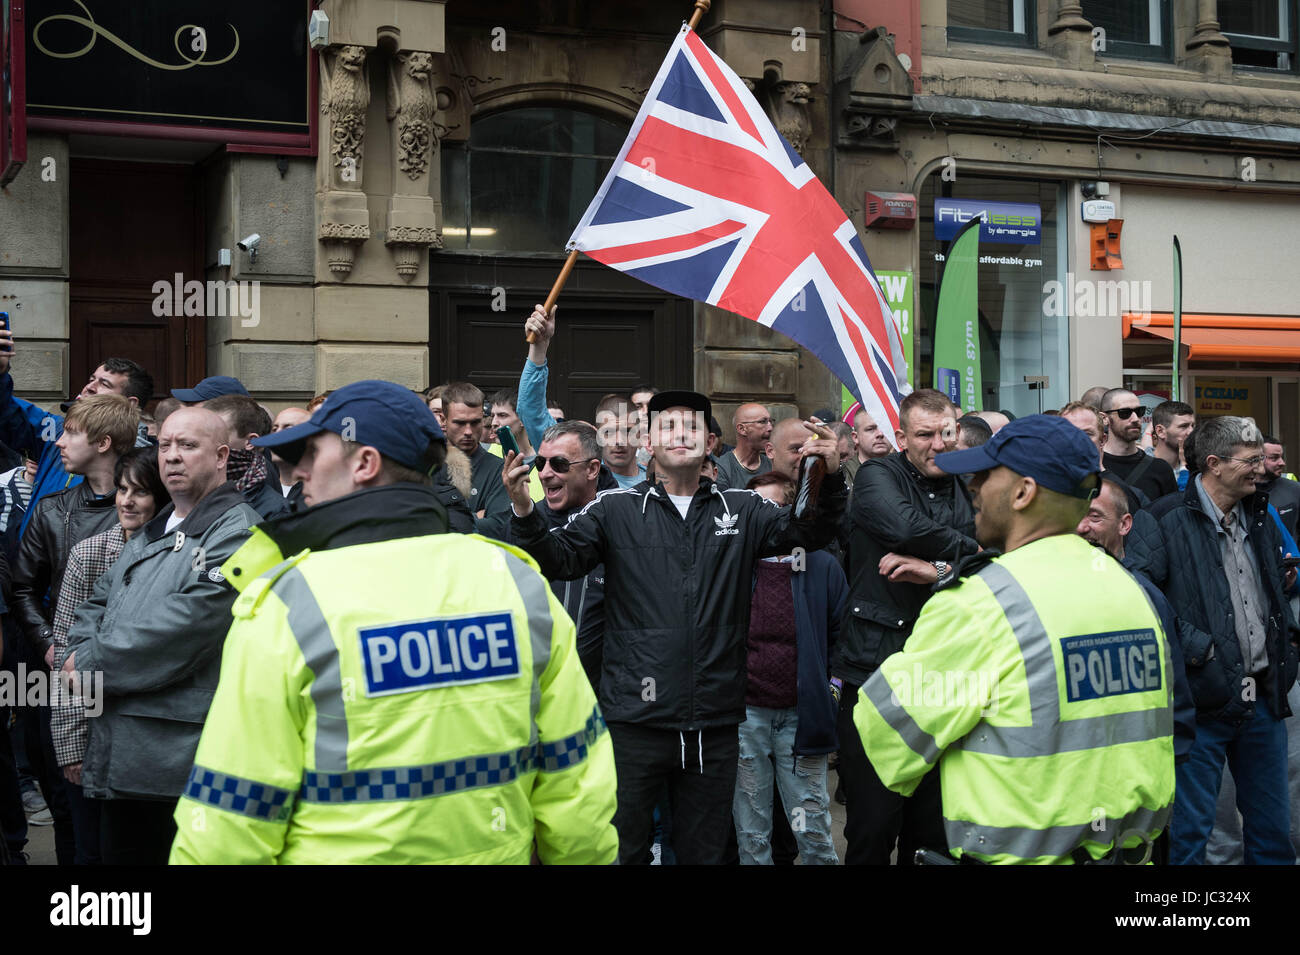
[973,410,1009,434]
[63,405,260,864]
[1101,388,1177,502]
[766,416,811,480]
[1080,385,1109,410]
[716,402,774,490]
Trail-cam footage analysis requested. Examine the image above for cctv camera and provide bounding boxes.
[309,10,330,51]
[238,234,261,252]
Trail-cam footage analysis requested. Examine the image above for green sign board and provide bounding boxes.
[841,270,914,417]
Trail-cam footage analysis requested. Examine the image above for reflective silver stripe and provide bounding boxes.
[962,708,1173,757]
[959,562,1171,758]
[862,669,942,765]
[185,764,294,822]
[945,803,1172,862]
[500,551,554,748]
[980,563,1059,720]
[277,567,350,773]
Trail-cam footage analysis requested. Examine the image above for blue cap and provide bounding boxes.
[935,413,1100,498]
[172,375,250,402]
[251,380,445,472]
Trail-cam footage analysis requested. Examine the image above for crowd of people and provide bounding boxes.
[0,302,1296,865]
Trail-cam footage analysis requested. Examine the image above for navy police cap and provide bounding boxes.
[252,380,445,473]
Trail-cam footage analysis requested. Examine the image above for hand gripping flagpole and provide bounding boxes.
[525,0,713,343]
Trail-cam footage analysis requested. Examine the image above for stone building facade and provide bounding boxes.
[3,0,1298,448]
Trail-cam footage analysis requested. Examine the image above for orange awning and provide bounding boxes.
[1123,312,1300,362]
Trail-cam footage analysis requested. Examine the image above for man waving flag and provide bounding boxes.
[569,25,909,440]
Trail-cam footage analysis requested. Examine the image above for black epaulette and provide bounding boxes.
[935,549,1002,591]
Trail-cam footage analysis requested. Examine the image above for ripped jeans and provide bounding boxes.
[734,706,838,865]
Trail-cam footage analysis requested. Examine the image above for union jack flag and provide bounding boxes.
[569,25,909,439]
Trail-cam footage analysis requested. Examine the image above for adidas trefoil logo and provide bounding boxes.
[714,513,739,537]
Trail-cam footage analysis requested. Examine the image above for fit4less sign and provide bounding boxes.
[934,200,1041,245]
[25,0,311,144]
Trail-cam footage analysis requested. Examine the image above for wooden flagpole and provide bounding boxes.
[526,0,712,342]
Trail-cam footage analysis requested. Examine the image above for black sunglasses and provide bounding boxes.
[534,455,598,474]
[1108,406,1142,420]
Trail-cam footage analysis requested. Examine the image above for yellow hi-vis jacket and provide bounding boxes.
[855,533,1175,864]
[169,523,618,865]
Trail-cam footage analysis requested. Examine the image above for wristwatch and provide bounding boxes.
[932,560,954,584]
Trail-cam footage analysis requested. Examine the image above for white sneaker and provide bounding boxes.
[27,807,53,827]
[21,789,46,814]
[650,842,662,865]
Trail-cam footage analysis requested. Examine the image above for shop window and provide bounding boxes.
[919,175,1067,418]
[440,106,628,253]
[947,0,1035,48]
[1082,0,1171,60]
[1220,0,1297,71]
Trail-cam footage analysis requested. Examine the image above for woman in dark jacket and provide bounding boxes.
[734,473,847,865]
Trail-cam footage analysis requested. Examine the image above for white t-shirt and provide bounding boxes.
[667,493,693,519]
[165,512,185,533]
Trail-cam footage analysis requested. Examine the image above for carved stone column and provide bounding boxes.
[1185,0,1232,79]
[760,81,813,156]
[1047,2,1095,68]
[384,50,442,282]
[318,44,372,278]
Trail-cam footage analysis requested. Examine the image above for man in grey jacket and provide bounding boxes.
[63,408,259,864]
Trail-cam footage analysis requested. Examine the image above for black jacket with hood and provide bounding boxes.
[509,471,848,730]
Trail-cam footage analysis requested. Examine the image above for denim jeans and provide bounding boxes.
[1205,680,1300,864]
[1171,700,1295,865]
[734,705,838,865]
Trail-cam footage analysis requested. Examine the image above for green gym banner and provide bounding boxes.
[842,270,913,417]
[933,217,982,412]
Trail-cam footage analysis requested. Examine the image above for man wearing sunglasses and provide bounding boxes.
[506,420,616,691]
[1101,388,1177,503]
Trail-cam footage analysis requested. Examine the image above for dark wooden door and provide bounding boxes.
[430,254,694,423]
[70,159,204,406]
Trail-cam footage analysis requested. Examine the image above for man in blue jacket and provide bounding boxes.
[1126,415,1299,865]
[0,329,153,535]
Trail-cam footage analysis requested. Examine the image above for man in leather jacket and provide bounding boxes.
[836,388,979,865]
[10,394,139,865]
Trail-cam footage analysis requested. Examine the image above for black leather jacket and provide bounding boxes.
[11,482,118,658]
[836,451,979,685]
